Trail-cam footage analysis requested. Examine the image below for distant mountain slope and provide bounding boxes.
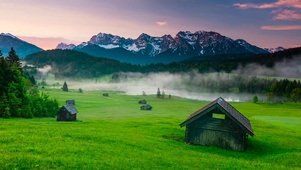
[0,33,43,58]
[185,46,301,67]
[57,30,269,64]
[25,49,138,78]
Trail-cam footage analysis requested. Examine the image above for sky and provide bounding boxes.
[0,0,301,50]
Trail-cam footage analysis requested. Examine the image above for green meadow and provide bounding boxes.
[1,88,301,169]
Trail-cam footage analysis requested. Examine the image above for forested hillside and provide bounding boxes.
[25,49,141,78]
[0,48,58,118]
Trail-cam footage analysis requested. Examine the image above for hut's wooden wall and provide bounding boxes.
[57,107,76,121]
[185,113,247,151]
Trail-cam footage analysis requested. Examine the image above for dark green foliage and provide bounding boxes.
[3,107,10,118]
[7,48,21,68]
[0,49,59,118]
[0,57,10,95]
[40,80,47,86]
[253,95,258,103]
[62,81,68,92]
[29,75,36,85]
[0,93,9,117]
[157,88,161,98]
[290,88,301,103]
[28,92,59,117]
[79,88,83,93]
[25,49,139,79]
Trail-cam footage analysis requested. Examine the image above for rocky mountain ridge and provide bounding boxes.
[56,30,270,64]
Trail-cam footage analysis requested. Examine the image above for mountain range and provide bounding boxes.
[0,31,286,64]
[0,33,43,58]
[56,30,271,64]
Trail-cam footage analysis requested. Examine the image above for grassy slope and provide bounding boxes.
[0,88,301,169]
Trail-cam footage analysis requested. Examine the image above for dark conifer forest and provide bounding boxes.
[0,48,59,118]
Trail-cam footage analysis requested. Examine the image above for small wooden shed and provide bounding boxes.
[57,100,78,121]
[138,99,147,104]
[140,104,152,110]
[180,97,254,151]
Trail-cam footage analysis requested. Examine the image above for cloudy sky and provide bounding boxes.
[1,0,300,49]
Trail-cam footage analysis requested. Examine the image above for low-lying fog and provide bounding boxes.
[54,72,263,102]
[38,55,301,102]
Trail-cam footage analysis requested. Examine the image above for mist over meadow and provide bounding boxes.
[33,54,301,102]
[234,55,301,78]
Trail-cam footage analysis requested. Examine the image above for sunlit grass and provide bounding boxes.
[0,88,300,169]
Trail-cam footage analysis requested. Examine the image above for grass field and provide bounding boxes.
[0,88,301,169]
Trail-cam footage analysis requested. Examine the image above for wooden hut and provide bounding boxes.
[180,97,254,151]
[140,104,152,110]
[57,100,78,121]
[138,99,147,104]
[103,93,109,97]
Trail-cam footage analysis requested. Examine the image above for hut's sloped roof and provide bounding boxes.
[64,105,78,114]
[180,97,254,136]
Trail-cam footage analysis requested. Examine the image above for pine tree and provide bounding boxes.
[62,81,68,92]
[156,88,161,98]
[3,107,10,118]
[7,48,21,68]
[29,75,36,85]
[0,93,9,117]
[253,95,258,103]
[290,88,301,103]
[0,57,10,95]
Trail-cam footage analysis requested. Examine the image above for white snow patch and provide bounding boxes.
[98,44,120,49]
[126,43,142,52]
[188,41,196,45]
[77,42,88,48]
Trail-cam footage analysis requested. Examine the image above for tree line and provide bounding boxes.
[184,73,301,102]
[0,48,59,118]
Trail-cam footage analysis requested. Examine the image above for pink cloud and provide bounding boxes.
[276,0,301,8]
[17,36,79,50]
[273,9,301,20]
[234,0,301,9]
[233,3,275,9]
[261,25,301,30]
[156,21,167,26]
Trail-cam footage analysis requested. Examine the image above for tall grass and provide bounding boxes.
[0,88,300,169]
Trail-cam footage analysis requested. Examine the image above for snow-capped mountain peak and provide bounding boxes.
[0,33,43,58]
[56,30,270,64]
[56,42,76,50]
[0,33,17,39]
[265,47,286,53]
